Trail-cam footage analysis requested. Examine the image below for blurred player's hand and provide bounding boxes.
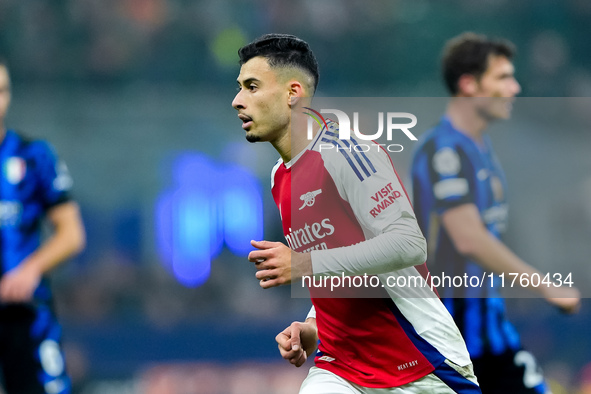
[0,261,42,303]
[249,240,312,289]
[543,285,581,314]
[276,319,318,367]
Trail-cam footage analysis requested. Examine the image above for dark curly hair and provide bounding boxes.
[238,33,319,92]
[442,32,515,95]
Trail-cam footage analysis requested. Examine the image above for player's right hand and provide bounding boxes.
[249,240,312,289]
[276,320,318,367]
[544,285,581,314]
[0,262,42,303]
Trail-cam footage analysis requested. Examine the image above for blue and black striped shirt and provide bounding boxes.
[0,129,72,303]
[411,117,520,358]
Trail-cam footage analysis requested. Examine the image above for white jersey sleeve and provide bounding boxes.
[310,141,427,276]
[306,305,316,320]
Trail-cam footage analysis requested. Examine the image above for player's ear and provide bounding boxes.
[288,81,305,107]
[457,74,479,96]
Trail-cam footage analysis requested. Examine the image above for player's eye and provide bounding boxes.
[235,84,257,92]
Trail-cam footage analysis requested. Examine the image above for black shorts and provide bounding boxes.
[0,304,71,394]
[472,349,548,394]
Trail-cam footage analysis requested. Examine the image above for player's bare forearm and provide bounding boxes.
[469,235,581,312]
[442,204,581,311]
[24,202,86,274]
[443,205,549,279]
[0,202,85,302]
[249,240,312,289]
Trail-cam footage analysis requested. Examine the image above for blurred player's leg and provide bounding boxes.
[472,349,549,394]
[0,305,71,394]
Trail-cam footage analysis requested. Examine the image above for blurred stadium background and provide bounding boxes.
[1,0,591,393]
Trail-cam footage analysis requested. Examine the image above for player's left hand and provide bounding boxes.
[249,240,312,289]
[0,262,42,303]
[276,320,318,367]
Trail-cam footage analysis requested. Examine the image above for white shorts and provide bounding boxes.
[299,360,480,394]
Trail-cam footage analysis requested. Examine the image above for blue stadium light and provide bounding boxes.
[156,153,263,287]
[221,166,264,256]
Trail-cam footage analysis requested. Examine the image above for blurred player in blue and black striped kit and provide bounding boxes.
[411,33,581,393]
[0,58,85,393]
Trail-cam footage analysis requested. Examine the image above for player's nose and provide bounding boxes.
[510,78,521,96]
[232,90,245,110]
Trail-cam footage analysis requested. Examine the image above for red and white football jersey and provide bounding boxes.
[271,121,471,388]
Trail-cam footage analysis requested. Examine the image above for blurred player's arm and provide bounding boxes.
[442,203,580,313]
[0,201,86,302]
[276,306,318,367]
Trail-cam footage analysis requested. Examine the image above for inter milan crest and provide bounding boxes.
[3,157,26,184]
[432,147,461,176]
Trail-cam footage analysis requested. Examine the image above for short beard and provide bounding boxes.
[245,133,261,143]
